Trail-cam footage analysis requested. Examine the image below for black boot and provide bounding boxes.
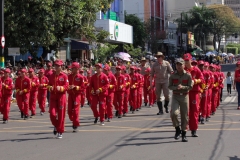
[115,111,118,117]
[94,118,98,124]
[191,130,198,137]
[174,126,181,140]
[200,117,205,124]
[157,101,163,115]
[144,102,147,106]
[182,131,188,142]
[21,112,24,118]
[164,100,169,113]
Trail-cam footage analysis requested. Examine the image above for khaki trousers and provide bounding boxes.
[170,94,189,131]
[155,82,169,102]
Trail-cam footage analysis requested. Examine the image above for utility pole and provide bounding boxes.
[0,0,4,68]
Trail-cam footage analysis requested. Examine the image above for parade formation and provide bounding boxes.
[0,52,227,142]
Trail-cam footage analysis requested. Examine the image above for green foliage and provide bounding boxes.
[4,0,114,56]
[226,47,238,55]
[226,43,240,54]
[92,43,118,62]
[125,13,147,49]
[123,44,141,57]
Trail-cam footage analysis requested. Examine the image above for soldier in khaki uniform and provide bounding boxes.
[140,57,150,76]
[150,52,173,115]
[168,58,193,142]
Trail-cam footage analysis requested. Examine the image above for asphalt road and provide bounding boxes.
[0,64,240,160]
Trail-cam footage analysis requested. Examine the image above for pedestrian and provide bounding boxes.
[28,68,40,118]
[183,53,204,137]
[233,61,240,109]
[129,66,138,113]
[209,64,219,115]
[68,62,84,132]
[86,70,92,105]
[15,69,31,120]
[226,71,233,97]
[139,57,150,75]
[38,69,49,115]
[103,64,116,121]
[48,59,69,139]
[1,68,14,124]
[136,67,144,110]
[122,65,131,116]
[79,69,87,108]
[150,52,173,115]
[89,63,109,125]
[113,66,126,118]
[168,58,193,142]
[45,62,53,107]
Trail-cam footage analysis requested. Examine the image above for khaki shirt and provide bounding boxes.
[140,63,150,75]
[151,60,173,83]
[168,70,193,94]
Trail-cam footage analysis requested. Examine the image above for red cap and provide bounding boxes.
[204,62,209,67]
[69,62,80,69]
[39,69,45,73]
[20,69,27,73]
[191,60,197,65]
[121,65,126,70]
[116,66,122,70]
[95,63,102,68]
[198,60,204,65]
[145,68,151,72]
[28,68,34,73]
[47,62,52,67]
[130,66,135,70]
[104,64,110,71]
[183,53,192,61]
[54,60,64,66]
[4,68,11,73]
[209,64,215,68]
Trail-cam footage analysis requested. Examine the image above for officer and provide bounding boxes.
[168,58,193,142]
[150,52,173,115]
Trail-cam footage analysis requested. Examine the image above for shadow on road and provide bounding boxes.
[0,137,53,142]
[124,136,173,141]
[115,141,180,146]
[229,156,240,160]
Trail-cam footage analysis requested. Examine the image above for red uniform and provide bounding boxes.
[86,75,92,104]
[29,76,39,115]
[185,66,204,131]
[113,73,126,116]
[68,73,84,127]
[144,74,154,106]
[199,70,210,118]
[129,72,139,111]
[207,70,214,118]
[45,68,53,104]
[15,76,31,117]
[89,72,109,122]
[1,77,13,121]
[80,76,88,107]
[123,73,130,113]
[211,72,220,114]
[38,76,49,113]
[136,73,144,109]
[48,72,69,134]
[106,72,116,119]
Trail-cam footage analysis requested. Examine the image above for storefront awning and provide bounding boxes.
[71,40,89,50]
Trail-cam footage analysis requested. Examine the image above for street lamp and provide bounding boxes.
[0,0,4,68]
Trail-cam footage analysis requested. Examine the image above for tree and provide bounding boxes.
[92,43,118,62]
[123,44,142,57]
[4,0,114,57]
[125,13,147,49]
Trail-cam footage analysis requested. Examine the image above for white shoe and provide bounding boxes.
[100,122,105,126]
[40,112,44,115]
[57,133,62,139]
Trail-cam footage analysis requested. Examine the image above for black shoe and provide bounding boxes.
[174,126,181,140]
[73,126,78,132]
[144,102,147,106]
[53,127,57,135]
[130,106,132,111]
[87,102,90,105]
[24,115,28,120]
[105,114,108,119]
[200,117,205,124]
[94,118,98,124]
[139,107,141,110]
[191,130,198,137]
[132,110,135,114]
[21,112,24,118]
[123,112,126,116]
[211,112,215,115]
[182,131,188,142]
[157,101,163,115]
[30,114,35,118]
[206,118,209,122]
[118,115,122,118]
[3,120,8,124]
[115,111,118,117]
[164,100,169,113]
[136,109,139,111]
[198,115,201,122]
[81,105,84,108]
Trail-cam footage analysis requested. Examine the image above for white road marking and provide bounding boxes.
[224,96,236,103]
